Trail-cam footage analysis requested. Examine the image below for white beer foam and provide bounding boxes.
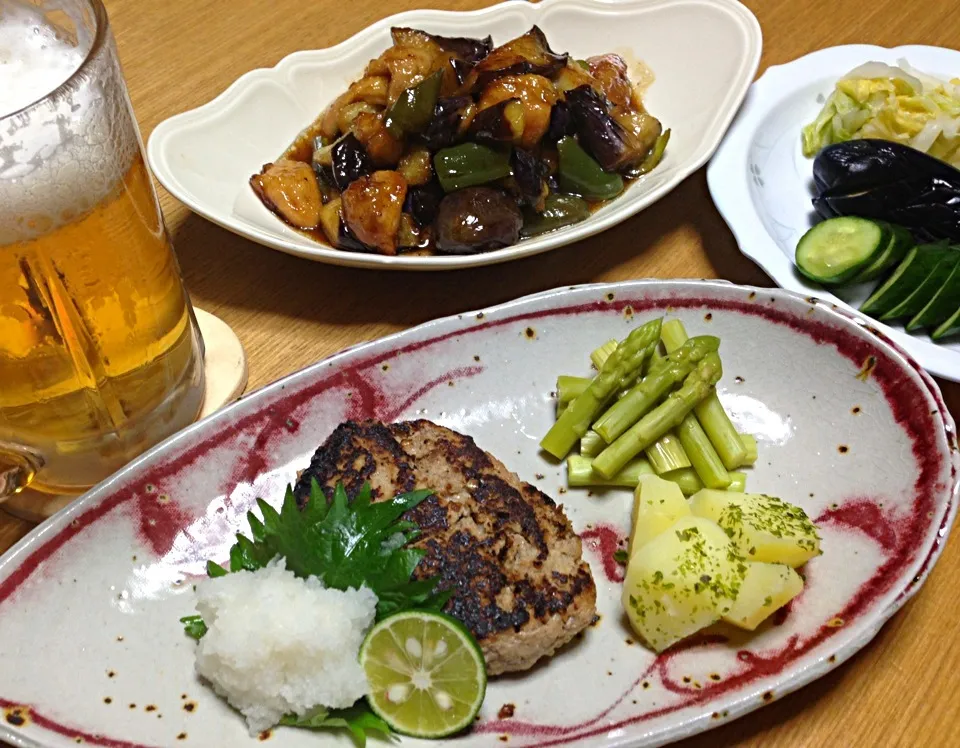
[0,4,84,117]
[0,3,138,244]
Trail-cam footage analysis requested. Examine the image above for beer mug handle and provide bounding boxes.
[0,443,45,502]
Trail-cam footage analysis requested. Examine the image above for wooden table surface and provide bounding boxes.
[3,0,959,745]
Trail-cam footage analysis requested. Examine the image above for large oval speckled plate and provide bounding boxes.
[1,280,957,748]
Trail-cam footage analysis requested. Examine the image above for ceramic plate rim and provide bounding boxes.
[146,0,762,271]
[706,43,960,383]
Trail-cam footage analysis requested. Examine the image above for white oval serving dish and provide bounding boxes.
[147,0,761,271]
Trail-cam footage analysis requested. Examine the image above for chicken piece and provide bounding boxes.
[587,53,642,112]
[554,60,597,93]
[249,159,322,229]
[340,170,407,255]
[366,29,452,103]
[293,420,598,675]
[320,75,390,140]
[350,111,404,167]
[336,101,379,136]
[477,74,558,149]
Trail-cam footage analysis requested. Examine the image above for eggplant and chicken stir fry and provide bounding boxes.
[250,26,669,256]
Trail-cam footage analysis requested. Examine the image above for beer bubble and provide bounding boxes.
[0,3,136,244]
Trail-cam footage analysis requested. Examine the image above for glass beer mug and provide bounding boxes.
[0,0,205,500]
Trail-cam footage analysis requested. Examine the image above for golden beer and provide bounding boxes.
[0,0,205,497]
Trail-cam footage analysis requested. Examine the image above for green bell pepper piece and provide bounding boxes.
[433,143,512,193]
[520,193,590,237]
[557,136,624,201]
[385,70,443,137]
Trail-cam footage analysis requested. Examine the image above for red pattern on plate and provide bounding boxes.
[0,697,159,748]
[817,499,899,552]
[580,525,627,584]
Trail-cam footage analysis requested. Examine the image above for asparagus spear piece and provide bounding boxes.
[567,456,745,494]
[592,364,681,443]
[660,318,689,354]
[593,352,722,477]
[567,455,654,487]
[694,394,747,470]
[557,375,590,405]
[661,320,747,470]
[592,335,720,443]
[590,339,618,369]
[677,413,731,489]
[645,432,691,474]
[541,318,663,459]
[663,467,747,495]
[647,335,720,376]
[739,433,758,466]
[580,430,605,458]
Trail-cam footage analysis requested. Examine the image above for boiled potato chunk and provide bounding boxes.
[721,562,803,631]
[628,474,691,558]
[622,516,747,652]
[688,490,821,568]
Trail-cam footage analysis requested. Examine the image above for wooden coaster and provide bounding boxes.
[2,308,248,524]
[192,308,249,415]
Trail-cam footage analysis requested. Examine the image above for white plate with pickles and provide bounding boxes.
[0,280,957,748]
[707,44,960,382]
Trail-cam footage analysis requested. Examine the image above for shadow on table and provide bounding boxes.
[170,170,770,328]
[688,172,774,288]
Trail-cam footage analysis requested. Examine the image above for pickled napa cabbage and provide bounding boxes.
[801,60,960,168]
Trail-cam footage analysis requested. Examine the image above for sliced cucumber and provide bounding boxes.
[880,250,958,321]
[906,256,960,331]
[932,305,960,340]
[851,224,913,284]
[796,217,889,285]
[860,245,948,318]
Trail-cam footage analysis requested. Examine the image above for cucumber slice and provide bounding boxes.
[851,224,913,284]
[796,217,889,285]
[906,255,960,331]
[932,305,960,340]
[860,245,948,318]
[880,251,958,321]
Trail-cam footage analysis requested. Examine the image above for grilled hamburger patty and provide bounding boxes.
[292,419,597,675]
